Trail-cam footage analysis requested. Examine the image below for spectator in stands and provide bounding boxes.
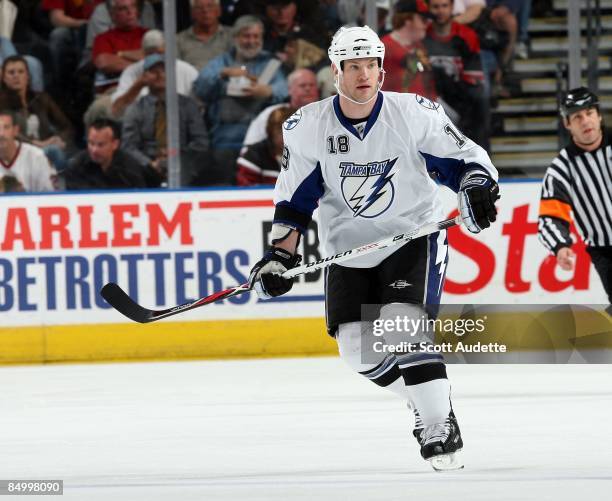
[0,37,44,93]
[260,0,325,58]
[460,0,517,96]
[381,0,437,100]
[331,0,361,27]
[0,109,56,192]
[92,0,148,88]
[42,0,102,90]
[329,0,391,32]
[9,0,54,86]
[453,0,485,24]
[193,15,288,182]
[63,117,161,189]
[218,0,259,25]
[375,1,393,36]
[243,67,318,148]
[280,33,327,72]
[83,0,156,65]
[425,0,490,150]
[0,0,17,38]
[451,0,494,95]
[236,105,294,186]
[274,31,331,93]
[111,29,198,118]
[0,173,25,192]
[86,0,149,125]
[122,54,209,185]
[176,0,233,71]
[487,0,519,96]
[0,55,74,171]
[515,0,531,59]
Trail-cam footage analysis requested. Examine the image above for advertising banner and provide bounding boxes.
[0,182,606,329]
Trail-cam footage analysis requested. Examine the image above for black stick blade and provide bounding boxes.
[101,283,154,323]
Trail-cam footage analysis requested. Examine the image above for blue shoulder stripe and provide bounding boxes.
[419,152,487,193]
[275,162,324,229]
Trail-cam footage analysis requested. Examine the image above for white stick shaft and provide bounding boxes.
[282,215,462,279]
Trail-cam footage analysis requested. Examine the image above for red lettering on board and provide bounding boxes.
[38,206,73,249]
[110,204,141,246]
[78,205,108,247]
[444,210,496,294]
[502,204,538,293]
[146,202,193,245]
[1,208,35,250]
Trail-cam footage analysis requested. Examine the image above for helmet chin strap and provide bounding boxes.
[334,69,386,106]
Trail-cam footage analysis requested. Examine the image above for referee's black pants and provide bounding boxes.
[587,246,612,304]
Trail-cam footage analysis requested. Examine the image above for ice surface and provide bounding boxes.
[1,358,611,500]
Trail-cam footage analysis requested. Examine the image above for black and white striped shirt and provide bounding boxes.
[538,129,612,254]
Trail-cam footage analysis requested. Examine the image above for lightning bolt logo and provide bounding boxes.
[339,158,398,219]
[348,181,368,215]
[353,158,397,218]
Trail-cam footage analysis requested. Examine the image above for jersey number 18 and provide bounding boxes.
[327,135,350,154]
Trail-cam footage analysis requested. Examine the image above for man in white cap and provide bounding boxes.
[248,25,500,471]
[111,29,199,118]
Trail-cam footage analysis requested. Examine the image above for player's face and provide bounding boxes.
[2,61,29,92]
[88,127,120,167]
[429,0,453,25]
[564,107,603,149]
[337,57,380,103]
[289,71,319,107]
[0,115,18,146]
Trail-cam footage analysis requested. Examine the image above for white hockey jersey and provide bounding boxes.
[0,141,55,192]
[274,91,498,267]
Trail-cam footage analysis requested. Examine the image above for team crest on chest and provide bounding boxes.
[339,157,398,218]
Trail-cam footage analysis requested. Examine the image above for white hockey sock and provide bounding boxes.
[407,378,451,426]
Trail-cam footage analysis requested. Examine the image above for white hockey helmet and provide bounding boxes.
[328,25,385,73]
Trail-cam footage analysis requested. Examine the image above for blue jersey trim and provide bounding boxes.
[276,161,324,219]
[419,152,487,193]
[332,92,383,141]
[363,92,384,138]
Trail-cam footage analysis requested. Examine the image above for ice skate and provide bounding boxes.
[413,410,464,471]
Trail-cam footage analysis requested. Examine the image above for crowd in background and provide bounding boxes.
[0,0,542,193]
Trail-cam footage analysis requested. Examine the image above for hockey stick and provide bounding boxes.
[100,215,461,323]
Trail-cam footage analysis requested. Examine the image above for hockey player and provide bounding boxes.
[538,87,612,311]
[248,26,499,470]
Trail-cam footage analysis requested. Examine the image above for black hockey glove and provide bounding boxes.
[458,172,500,233]
[248,248,302,300]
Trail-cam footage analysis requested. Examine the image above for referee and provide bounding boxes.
[538,87,612,308]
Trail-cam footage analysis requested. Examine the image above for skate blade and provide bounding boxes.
[428,450,464,471]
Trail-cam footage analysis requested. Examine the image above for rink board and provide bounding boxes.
[0,183,607,364]
[0,318,334,364]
